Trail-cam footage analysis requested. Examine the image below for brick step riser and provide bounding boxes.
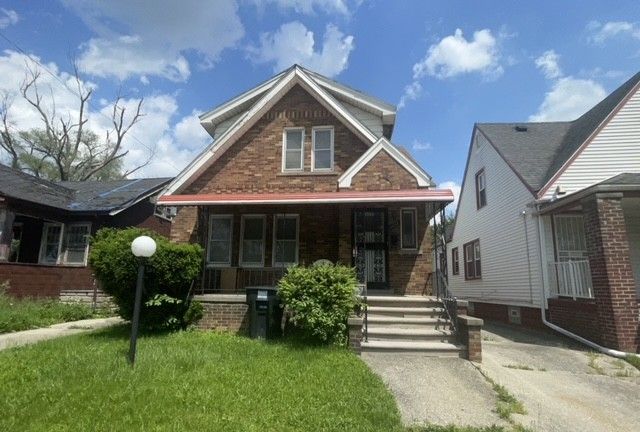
[360,347,464,357]
[366,323,454,331]
[366,334,459,343]
[367,311,446,318]
[366,301,442,309]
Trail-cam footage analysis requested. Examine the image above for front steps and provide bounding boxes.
[360,296,465,357]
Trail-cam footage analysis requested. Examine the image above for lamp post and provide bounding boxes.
[129,235,157,365]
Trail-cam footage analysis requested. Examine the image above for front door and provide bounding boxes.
[353,209,388,290]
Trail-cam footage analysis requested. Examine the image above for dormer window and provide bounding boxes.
[282,128,304,171]
[312,126,334,171]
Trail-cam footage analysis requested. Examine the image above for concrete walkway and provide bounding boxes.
[0,317,124,351]
[361,323,640,430]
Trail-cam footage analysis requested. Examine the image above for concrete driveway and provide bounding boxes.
[482,322,640,432]
[361,323,640,431]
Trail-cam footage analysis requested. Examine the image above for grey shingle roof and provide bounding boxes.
[0,164,171,214]
[599,172,640,186]
[476,71,640,193]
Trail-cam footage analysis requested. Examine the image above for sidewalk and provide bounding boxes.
[0,317,124,351]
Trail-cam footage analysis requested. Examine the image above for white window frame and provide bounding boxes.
[61,222,91,266]
[207,214,233,267]
[239,214,266,267]
[282,127,305,172]
[272,214,299,267]
[400,208,418,250]
[311,126,334,172]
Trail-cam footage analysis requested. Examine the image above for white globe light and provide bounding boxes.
[131,236,157,258]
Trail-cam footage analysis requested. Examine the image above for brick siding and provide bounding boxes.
[196,297,249,333]
[350,150,418,191]
[582,193,639,352]
[1,263,95,298]
[468,301,545,329]
[548,297,600,344]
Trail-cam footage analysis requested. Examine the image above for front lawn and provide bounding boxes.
[0,327,403,431]
[0,292,110,333]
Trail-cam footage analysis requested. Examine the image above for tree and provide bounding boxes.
[0,64,153,181]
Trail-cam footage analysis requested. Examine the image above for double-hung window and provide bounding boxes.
[452,247,459,275]
[475,169,486,209]
[208,215,233,266]
[400,208,418,250]
[463,239,481,280]
[283,128,304,171]
[273,215,299,266]
[39,222,91,265]
[312,126,334,171]
[240,215,266,267]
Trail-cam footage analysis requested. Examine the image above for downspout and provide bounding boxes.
[532,202,639,359]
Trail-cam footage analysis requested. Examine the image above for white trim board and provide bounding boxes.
[163,66,380,196]
[338,137,434,188]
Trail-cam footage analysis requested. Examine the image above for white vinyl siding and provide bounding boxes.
[341,102,384,138]
[447,132,542,307]
[542,86,640,199]
[212,112,244,142]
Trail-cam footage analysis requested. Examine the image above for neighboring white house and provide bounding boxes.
[447,71,640,353]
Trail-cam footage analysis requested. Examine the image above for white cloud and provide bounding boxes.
[529,77,606,122]
[439,180,461,214]
[249,22,354,77]
[0,8,18,28]
[0,50,206,178]
[535,50,562,79]
[63,0,244,81]
[411,139,432,151]
[588,20,640,44]
[413,28,503,80]
[253,0,351,15]
[399,28,503,107]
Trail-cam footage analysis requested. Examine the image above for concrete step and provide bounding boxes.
[365,327,457,342]
[366,306,445,317]
[361,340,464,356]
[365,296,441,309]
[366,315,452,330]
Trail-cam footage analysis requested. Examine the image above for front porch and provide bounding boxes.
[540,174,640,352]
[166,190,453,296]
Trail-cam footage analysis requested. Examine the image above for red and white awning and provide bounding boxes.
[158,189,454,206]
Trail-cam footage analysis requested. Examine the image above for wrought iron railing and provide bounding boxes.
[435,270,457,332]
[198,267,286,294]
[547,260,594,299]
[360,282,368,342]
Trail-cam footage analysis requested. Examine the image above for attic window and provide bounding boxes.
[515,125,528,132]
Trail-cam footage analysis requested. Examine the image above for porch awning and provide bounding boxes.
[158,189,454,206]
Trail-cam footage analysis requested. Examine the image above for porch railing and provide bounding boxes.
[198,267,286,294]
[547,260,594,299]
[435,270,457,332]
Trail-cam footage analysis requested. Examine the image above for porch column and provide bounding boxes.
[582,193,639,352]
[0,204,15,261]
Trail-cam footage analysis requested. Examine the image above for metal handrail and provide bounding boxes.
[547,260,594,299]
[361,282,368,342]
[435,270,457,332]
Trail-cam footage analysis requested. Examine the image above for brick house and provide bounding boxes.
[157,66,466,354]
[0,164,172,298]
[447,71,640,353]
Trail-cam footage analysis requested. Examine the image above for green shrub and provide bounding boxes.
[277,264,360,345]
[89,227,203,331]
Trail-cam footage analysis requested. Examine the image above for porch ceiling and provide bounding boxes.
[157,189,454,206]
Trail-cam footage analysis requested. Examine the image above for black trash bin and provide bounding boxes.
[246,286,282,339]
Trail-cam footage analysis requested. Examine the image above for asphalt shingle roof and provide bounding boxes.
[476,71,640,193]
[0,164,171,214]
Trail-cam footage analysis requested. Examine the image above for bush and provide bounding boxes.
[89,227,203,331]
[277,264,360,345]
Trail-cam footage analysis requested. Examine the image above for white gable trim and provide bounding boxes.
[164,66,379,195]
[338,137,433,188]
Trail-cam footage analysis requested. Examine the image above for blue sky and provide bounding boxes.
[0,0,639,205]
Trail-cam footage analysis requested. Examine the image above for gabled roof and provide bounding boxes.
[476,71,640,195]
[165,65,387,195]
[0,164,171,215]
[198,64,396,135]
[338,137,435,188]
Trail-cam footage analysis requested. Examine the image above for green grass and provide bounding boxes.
[0,327,403,432]
[0,292,111,333]
[587,352,606,375]
[625,354,640,371]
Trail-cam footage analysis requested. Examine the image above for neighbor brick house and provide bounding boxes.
[158,65,455,342]
[0,164,172,299]
[447,71,640,353]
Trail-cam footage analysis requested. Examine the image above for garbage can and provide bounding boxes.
[246,286,282,339]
